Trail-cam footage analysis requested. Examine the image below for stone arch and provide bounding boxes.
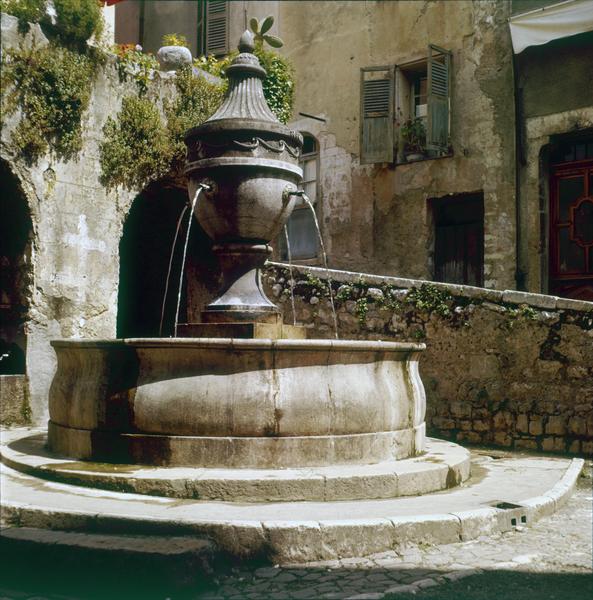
[0,158,34,375]
[117,180,218,338]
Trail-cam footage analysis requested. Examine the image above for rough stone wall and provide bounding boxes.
[264,263,593,457]
[0,15,178,423]
[279,0,516,289]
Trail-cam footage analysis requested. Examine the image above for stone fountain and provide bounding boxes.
[5,33,580,567]
[47,32,434,476]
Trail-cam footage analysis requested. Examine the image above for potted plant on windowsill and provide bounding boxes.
[401,117,426,162]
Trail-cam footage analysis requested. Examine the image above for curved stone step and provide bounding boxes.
[1,429,583,564]
[1,431,470,502]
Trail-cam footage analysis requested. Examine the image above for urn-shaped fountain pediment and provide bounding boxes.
[184,31,303,324]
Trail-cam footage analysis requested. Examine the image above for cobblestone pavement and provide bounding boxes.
[0,471,590,600]
[199,475,592,600]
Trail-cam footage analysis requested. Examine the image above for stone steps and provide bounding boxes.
[0,428,583,563]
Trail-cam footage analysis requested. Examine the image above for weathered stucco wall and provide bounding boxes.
[0,15,178,424]
[280,0,516,289]
[264,263,593,457]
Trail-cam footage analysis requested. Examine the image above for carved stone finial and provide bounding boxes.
[238,30,255,53]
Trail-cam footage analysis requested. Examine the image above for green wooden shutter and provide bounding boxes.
[360,66,395,164]
[205,0,228,56]
[427,45,451,154]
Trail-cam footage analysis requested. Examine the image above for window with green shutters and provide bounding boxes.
[360,66,395,164]
[427,45,451,153]
[198,0,228,57]
[360,46,451,164]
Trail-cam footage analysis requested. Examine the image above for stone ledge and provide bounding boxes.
[267,262,593,314]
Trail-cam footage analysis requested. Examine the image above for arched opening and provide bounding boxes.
[117,181,218,338]
[0,159,33,375]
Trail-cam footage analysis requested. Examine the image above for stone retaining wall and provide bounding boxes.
[263,263,593,457]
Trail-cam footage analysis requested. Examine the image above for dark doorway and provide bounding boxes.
[549,139,593,301]
[432,193,484,287]
[0,160,32,374]
[117,183,216,338]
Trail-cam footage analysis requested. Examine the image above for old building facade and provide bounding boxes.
[1,1,592,445]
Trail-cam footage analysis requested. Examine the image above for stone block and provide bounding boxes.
[555,297,593,312]
[389,514,461,546]
[450,401,471,418]
[515,438,538,450]
[529,417,543,436]
[263,521,329,563]
[568,417,587,436]
[516,414,529,433]
[452,508,499,540]
[0,375,30,426]
[493,431,511,446]
[568,440,581,454]
[545,416,566,435]
[473,419,490,432]
[319,519,395,558]
[493,411,512,431]
[502,290,557,309]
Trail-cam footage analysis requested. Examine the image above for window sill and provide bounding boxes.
[396,151,453,165]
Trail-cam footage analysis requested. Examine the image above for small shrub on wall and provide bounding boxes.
[1,44,95,161]
[99,66,223,190]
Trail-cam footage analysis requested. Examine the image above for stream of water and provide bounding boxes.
[302,194,339,339]
[159,204,188,336]
[173,186,202,337]
[283,224,298,327]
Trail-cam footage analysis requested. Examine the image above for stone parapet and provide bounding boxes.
[264,263,593,457]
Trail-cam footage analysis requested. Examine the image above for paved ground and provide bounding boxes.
[0,464,590,600]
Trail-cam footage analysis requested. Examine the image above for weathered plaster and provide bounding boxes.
[0,15,174,423]
[279,1,516,288]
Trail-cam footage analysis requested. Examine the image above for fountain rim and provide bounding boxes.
[50,338,426,352]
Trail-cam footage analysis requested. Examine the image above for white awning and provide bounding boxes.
[509,0,593,54]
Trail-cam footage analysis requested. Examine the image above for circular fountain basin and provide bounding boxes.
[48,338,426,469]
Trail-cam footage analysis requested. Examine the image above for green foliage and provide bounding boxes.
[355,297,369,326]
[1,44,95,161]
[257,48,294,124]
[164,65,224,174]
[51,0,103,47]
[401,117,426,153]
[100,66,224,190]
[505,303,538,330]
[406,283,452,317]
[194,46,294,124]
[161,33,188,48]
[249,15,284,49]
[0,0,46,26]
[114,44,159,95]
[99,95,171,190]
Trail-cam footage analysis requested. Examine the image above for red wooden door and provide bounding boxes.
[549,159,593,300]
